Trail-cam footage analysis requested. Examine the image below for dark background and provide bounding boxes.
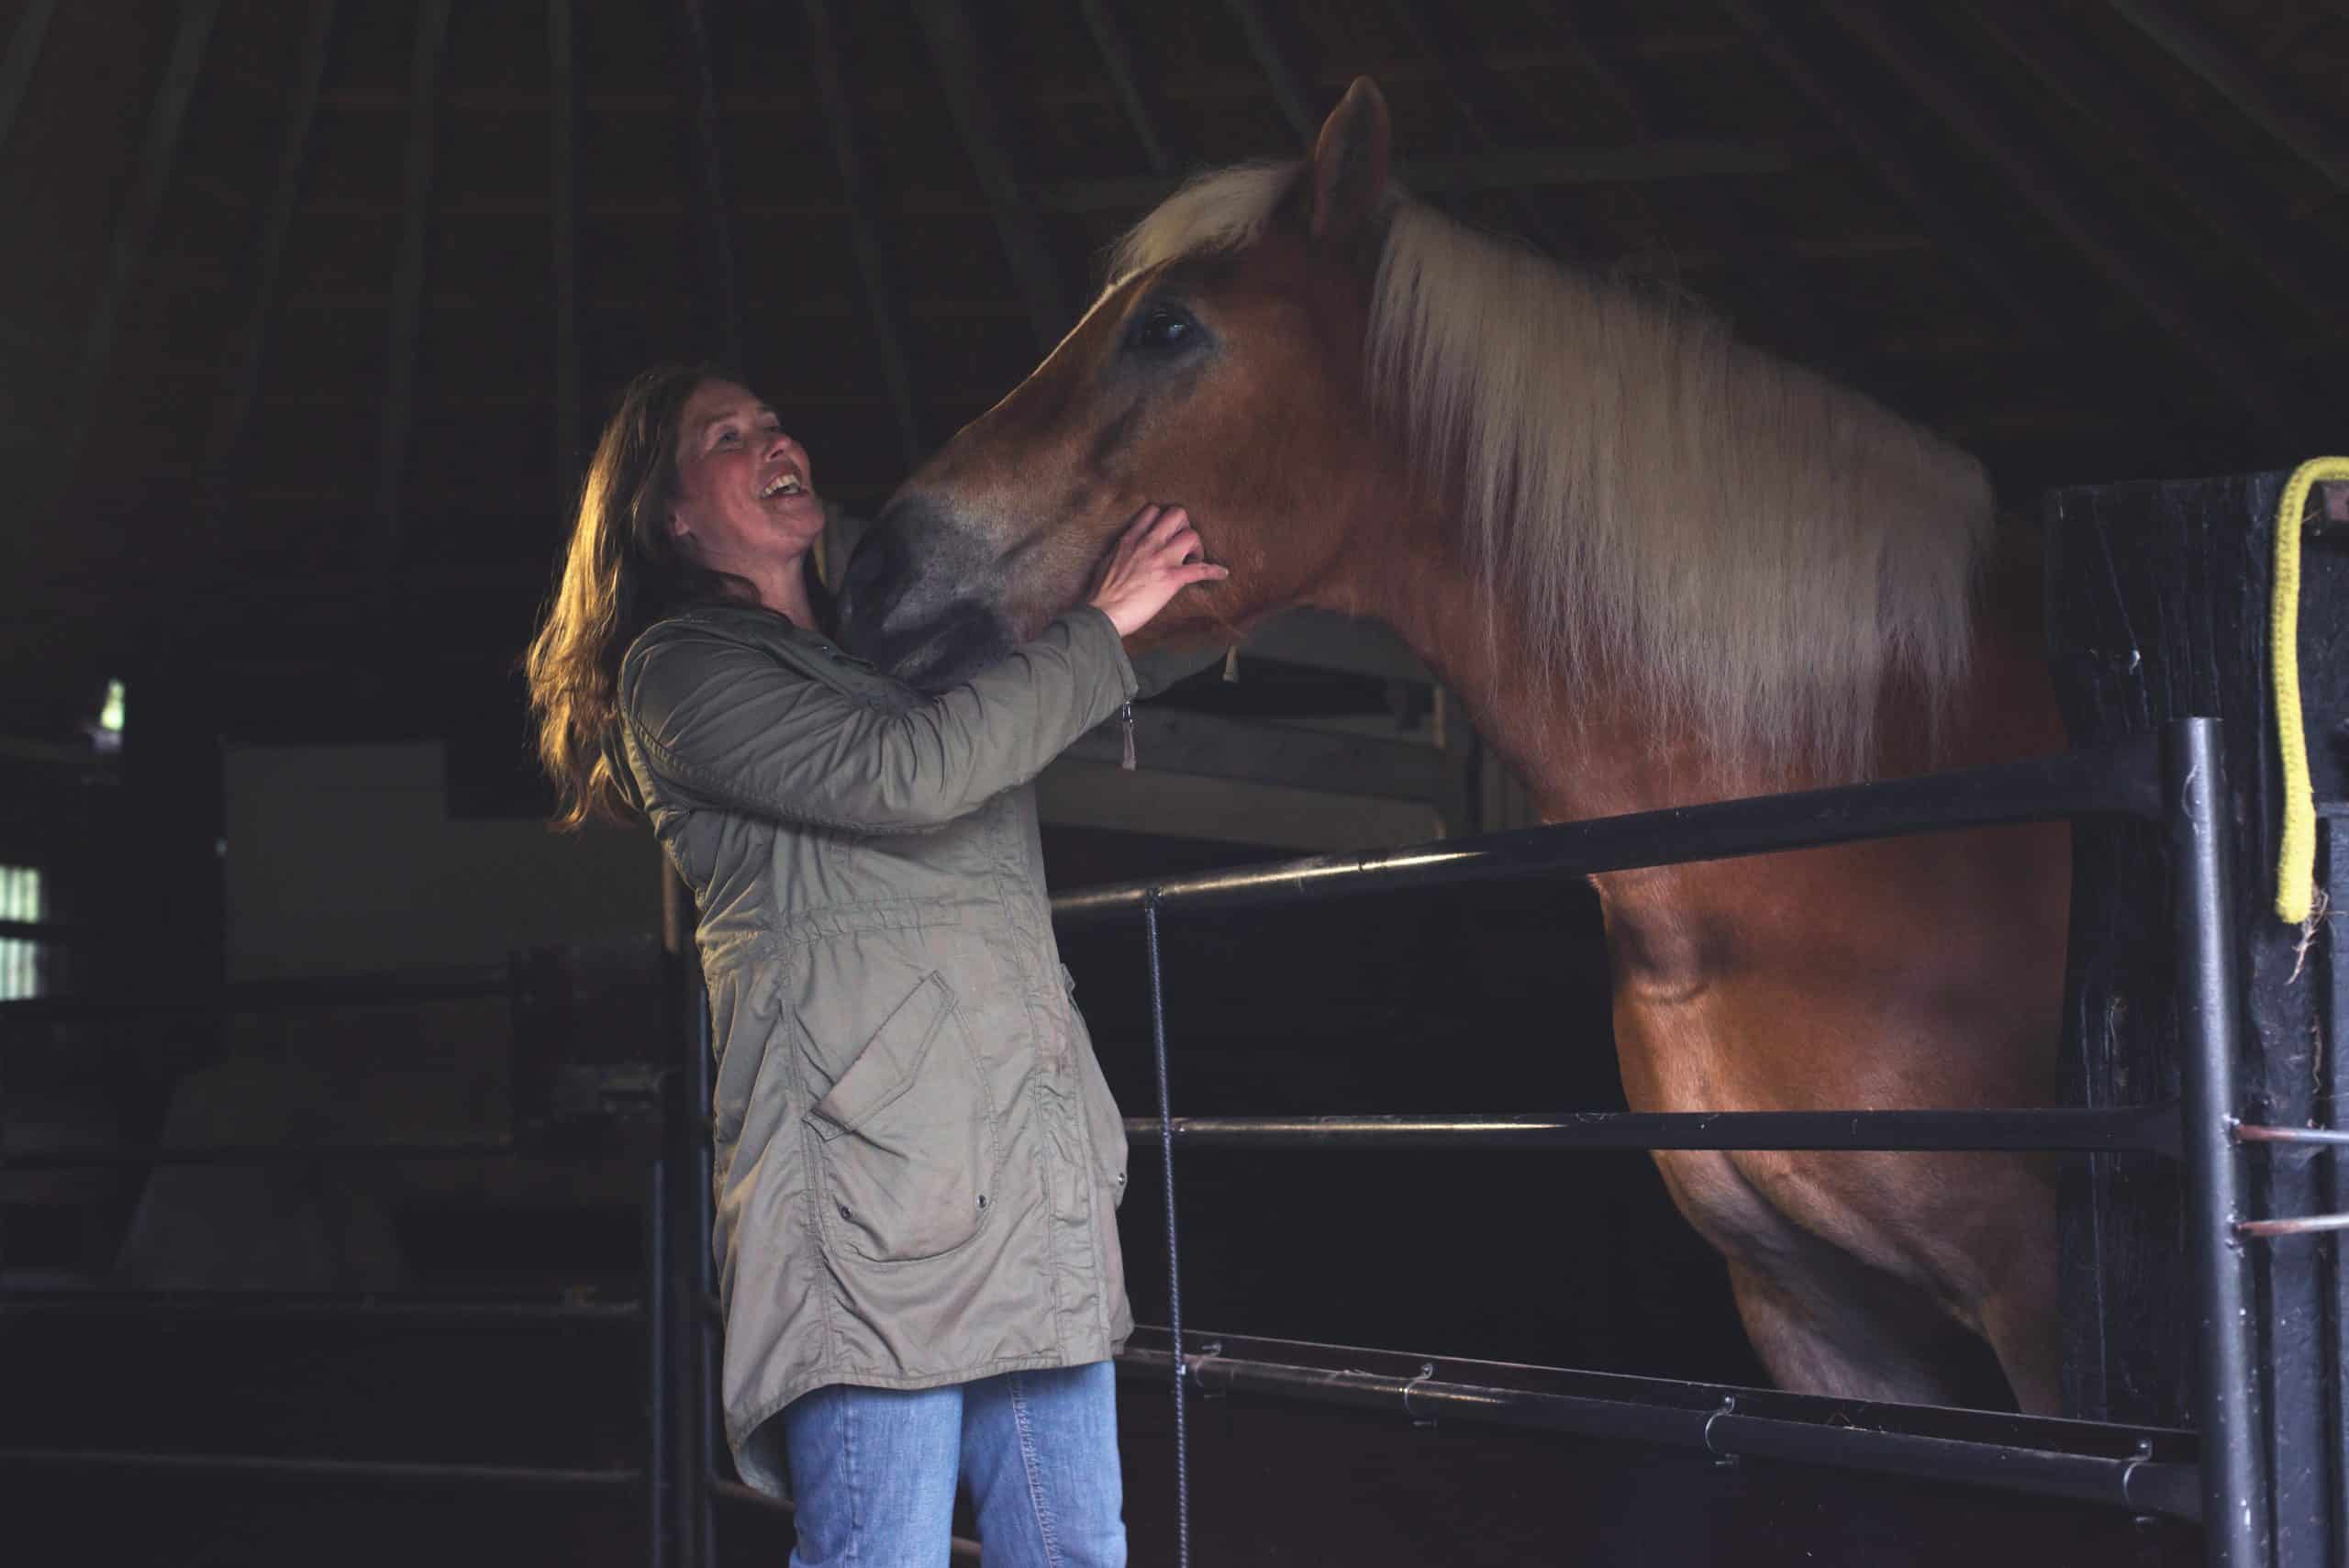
[5,0,2342,1561]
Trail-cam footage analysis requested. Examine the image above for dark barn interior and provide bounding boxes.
[2,0,2343,1562]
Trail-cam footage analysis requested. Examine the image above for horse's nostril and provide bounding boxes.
[841,528,909,640]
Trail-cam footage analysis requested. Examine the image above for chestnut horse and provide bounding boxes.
[841,79,2071,1413]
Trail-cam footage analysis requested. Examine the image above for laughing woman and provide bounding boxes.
[523,364,1223,1566]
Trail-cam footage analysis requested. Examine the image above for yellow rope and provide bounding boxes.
[2271,457,2348,924]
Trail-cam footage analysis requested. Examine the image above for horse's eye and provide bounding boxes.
[1127,304,1197,354]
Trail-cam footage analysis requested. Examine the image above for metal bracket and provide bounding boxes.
[1402,1361,1438,1429]
[1703,1396,1740,1468]
[1186,1340,1225,1401]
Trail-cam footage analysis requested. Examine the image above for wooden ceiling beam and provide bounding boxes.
[1031,137,1820,214]
[377,0,451,584]
[2104,0,2348,195]
[676,0,743,368]
[1963,1,2344,331]
[551,0,579,506]
[231,138,1825,227]
[0,0,58,158]
[1076,0,1172,174]
[1222,0,1318,144]
[1822,1,2293,430]
[1717,1,2067,350]
[805,0,923,468]
[1517,6,1866,383]
[204,0,337,532]
[914,0,1070,351]
[1377,0,1583,260]
[56,0,217,504]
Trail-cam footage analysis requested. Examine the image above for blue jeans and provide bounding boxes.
[779,1361,1126,1566]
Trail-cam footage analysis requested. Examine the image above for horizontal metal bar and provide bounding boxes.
[1123,1106,2182,1157]
[0,918,94,944]
[2234,1121,2349,1147]
[0,1140,530,1169]
[0,1291,642,1323]
[1062,705,1448,802]
[0,964,510,1028]
[0,1449,641,1488]
[1116,1328,2199,1522]
[2238,1213,2349,1238]
[1052,735,2161,925]
[713,1477,983,1561]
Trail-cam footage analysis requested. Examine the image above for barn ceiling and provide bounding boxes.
[4,0,2345,743]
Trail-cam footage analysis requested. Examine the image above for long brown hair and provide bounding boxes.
[524,363,759,829]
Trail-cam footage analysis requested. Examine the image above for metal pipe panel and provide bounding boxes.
[1124,1107,2183,1156]
[2166,719,2266,1566]
[1116,1329,2199,1521]
[1053,737,2162,926]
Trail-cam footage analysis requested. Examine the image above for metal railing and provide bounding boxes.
[0,967,678,1566]
[2,717,2325,1566]
[1044,717,2318,1568]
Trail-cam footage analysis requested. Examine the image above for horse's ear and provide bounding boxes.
[1308,77,1390,246]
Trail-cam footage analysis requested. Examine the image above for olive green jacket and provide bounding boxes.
[616,600,1138,1496]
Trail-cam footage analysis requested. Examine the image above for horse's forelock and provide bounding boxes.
[1103,161,1304,295]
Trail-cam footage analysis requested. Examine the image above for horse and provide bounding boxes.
[840,78,2073,1414]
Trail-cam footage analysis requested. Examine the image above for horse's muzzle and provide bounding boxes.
[840,498,1010,691]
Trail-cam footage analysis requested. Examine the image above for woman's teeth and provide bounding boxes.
[759,474,803,497]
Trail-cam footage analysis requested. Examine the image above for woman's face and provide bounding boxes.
[667,379,822,573]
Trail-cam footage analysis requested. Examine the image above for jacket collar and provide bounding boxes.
[668,598,878,672]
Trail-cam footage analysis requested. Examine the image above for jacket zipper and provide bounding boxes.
[1119,702,1136,771]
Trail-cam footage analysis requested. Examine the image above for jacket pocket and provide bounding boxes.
[1062,963,1130,1209]
[803,972,1002,1263]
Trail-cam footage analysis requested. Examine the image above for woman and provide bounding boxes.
[524,364,1223,1566]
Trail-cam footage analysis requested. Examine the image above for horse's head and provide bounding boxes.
[841,80,1412,690]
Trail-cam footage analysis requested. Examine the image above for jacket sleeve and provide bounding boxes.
[619,607,1138,832]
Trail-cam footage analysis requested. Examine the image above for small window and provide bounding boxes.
[88,679,126,754]
[1,865,45,1001]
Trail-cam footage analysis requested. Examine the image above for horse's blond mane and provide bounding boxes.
[1110,163,1993,778]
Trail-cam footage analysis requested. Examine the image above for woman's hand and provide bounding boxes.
[1087,504,1229,638]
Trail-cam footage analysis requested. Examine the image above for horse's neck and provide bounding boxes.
[1356,531,1692,822]
[1353,517,2058,825]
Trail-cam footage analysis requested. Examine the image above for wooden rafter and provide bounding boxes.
[803,0,922,469]
[2105,0,2347,195]
[551,0,579,503]
[1030,139,1820,215]
[1076,0,1170,175]
[913,0,1069,352]
[58,0,218,502]
[0,0,58,158]
[1962,1,2343,330]
[677,0,743,368]
[1495,3,1860,375]
[1716,1,2068,351]
[1378,0,1579,259]
[1823,1,2292,430]
[378,0,451,580]
[204,0,338,519]
[1222,0,1316,143]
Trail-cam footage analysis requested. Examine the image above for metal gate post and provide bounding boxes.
[2166,717,2267,1567]
[684,965,718,1568]
[646,1148,672,1568]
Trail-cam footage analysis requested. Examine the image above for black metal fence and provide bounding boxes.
[1049,717,2337,1568]
[0,962,679,1563]
[2,716,2335,1568]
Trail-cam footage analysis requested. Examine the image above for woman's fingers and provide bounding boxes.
[1088,501,1226,636]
